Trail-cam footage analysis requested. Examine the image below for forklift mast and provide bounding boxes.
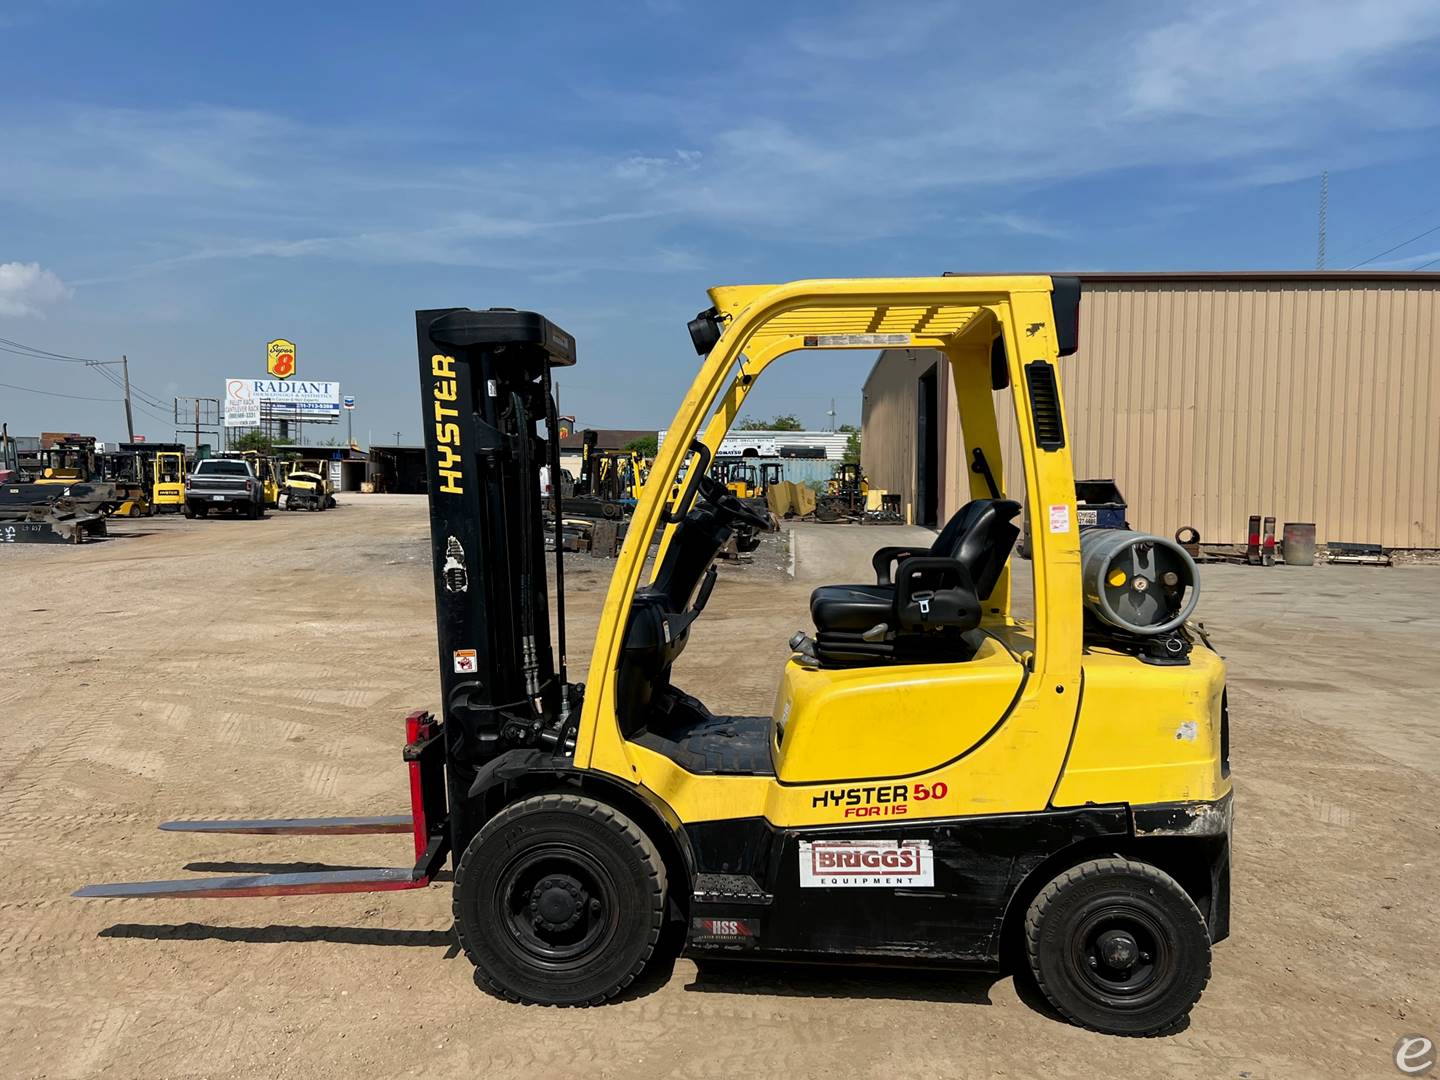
[415,307,578,846]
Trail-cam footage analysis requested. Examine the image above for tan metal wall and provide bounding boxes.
[863,278,1440,548]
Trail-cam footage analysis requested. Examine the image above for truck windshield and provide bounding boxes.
[198,460,250,476]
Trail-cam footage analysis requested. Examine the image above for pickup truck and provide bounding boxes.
[184,458,266,519]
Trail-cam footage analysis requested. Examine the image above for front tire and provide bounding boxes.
[453,794,667,1006]
[1025,856,1211,1036]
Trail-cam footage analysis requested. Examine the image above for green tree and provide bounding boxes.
[233,429,277,454]
[623,435,658,457]
[842,427,861,464]
[737,414,804,431]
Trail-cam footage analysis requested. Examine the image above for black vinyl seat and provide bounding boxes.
[809,584,896,632]
[808,498,1021,665]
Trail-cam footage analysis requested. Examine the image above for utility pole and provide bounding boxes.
[1316,171,1329,270]
[194,400,201,453]
[827,397,837,431]
[120,355,135,442]
[85,356,136,440]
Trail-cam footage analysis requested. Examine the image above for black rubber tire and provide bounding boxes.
[195,505,209,518]
[453,794,667,1006]
[1025,856,1211,1036]
[182,503,195,519]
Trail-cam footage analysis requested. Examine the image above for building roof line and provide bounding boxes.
[945,270,1440,284]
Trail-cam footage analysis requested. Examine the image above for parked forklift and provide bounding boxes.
[564,430,640,519]
[814,461,869,522]
[78,277,1230,1036]
[105,444,157,517]
[280,461,331,511]
[149,445,189,512]
[712,457,774,521]
[1,434,119,526]
[32,435,101,484]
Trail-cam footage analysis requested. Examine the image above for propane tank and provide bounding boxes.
[1080,529,1199,636]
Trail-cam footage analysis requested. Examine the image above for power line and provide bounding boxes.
[0,336,96,363]
[88,363,169,410]
[0,335,173,412]
[1349,221,1440,269]
[1415,254,1440,271]
[0,380,120,401]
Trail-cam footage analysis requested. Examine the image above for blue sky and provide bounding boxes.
[3,0,1440,443]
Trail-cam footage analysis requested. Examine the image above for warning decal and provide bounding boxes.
[1048,503,1071,533]
[453,649,477,674]
[798,839,935,888]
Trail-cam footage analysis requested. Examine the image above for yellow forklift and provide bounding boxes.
[279,457,335,511]
[78,277,1229,1036]
[32,435,100,484]
[103,444,154,516]
[149,445,188,512]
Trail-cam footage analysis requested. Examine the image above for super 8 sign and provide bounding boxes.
[267,339,297,379]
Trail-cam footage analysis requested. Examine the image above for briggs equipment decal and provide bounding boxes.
[799,839,935,888]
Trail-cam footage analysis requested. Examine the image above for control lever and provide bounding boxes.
[788,631,820,667]
[861,623,889,643]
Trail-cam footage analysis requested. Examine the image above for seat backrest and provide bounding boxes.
[930,498,1021,601]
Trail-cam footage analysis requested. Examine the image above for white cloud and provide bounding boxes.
[2,0,1438,282]
[0,262,70,317]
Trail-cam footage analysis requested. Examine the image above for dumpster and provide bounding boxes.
[1075,479,1129,530]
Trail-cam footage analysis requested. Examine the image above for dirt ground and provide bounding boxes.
[2,496,1437,1079]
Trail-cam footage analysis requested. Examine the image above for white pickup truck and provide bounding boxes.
[184,458,266,519]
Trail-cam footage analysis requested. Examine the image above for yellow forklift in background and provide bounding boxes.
[150,445,188,512]
[104,444,154,516]
[280,457,335,511]
[79,277,1229,1037]
[32,436,100,484]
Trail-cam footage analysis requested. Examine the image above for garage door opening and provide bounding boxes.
[916,363,939,527]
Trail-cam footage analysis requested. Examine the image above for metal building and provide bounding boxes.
[861,271,1440,548]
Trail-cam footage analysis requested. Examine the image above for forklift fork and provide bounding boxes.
[74,712,449,900]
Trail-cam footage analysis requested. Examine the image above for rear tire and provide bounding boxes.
[453,794,667,1006]
[182,503,195,519]
[1025,857,1211,1036]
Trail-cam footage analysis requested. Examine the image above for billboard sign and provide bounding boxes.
[226,378,341,421]
[224,395,261,427]
[266,338,296,379]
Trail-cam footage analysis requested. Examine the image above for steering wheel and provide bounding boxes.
[697,474,771,530]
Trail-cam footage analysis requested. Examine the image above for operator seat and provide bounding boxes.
[807,498,1021,665]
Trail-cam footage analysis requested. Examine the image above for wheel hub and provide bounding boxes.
[1096,928,1139,970]
[530,875,589,933]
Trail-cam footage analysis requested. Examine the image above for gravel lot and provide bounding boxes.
[2,496,1437,1078]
